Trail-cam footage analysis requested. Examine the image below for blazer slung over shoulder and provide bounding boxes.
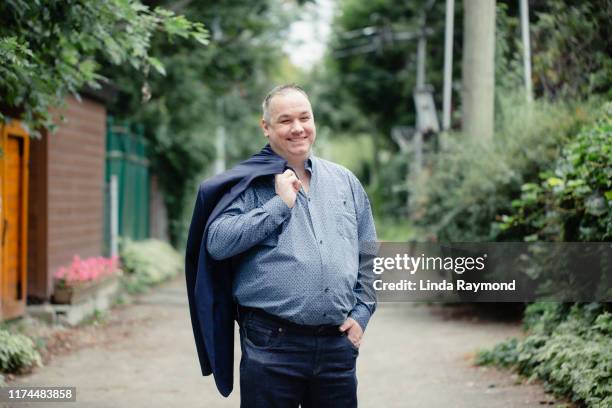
[185,144,287,397]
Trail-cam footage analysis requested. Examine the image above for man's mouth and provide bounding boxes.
[288,136,307,142]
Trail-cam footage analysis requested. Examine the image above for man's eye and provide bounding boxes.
[300,117,310,121]
[281,120,291,124]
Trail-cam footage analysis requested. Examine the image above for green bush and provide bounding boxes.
[470,105,612,407]
[0,329,42,373]
[521,302,572,334]
[477,303,612,408]
[497,104,612,242]
[119,239,183,294]
[488,105,612,301]
[412,94,598,242]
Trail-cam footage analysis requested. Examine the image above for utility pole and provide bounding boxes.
[520,0,533,102]
[461,0,496,143]
[413,14,427,180]
[442,0,455,131]
[212,16,226,175]
[416,19,427,90]
[214,98,226,175]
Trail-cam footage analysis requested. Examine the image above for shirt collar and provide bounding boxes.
[305,154,314,173]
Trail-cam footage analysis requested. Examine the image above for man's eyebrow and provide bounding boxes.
[276,112,311,120]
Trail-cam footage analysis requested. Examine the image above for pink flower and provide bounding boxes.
[54,254,120,287]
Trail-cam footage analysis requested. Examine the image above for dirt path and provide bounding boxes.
[4,274,564,408]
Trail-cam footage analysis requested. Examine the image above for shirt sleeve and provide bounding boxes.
[347,174,378,331]
[206,188,292,261]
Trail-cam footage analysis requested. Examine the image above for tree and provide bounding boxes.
[326,0,452,138]
[107,0,303,245]
[313,0,456,217]
[0,0,208,136]
[529,0,612,100]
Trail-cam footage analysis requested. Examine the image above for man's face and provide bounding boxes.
[261,90,316,161]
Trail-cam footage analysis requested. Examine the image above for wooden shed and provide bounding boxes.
[1,84,168,320]
[27,91,112,303]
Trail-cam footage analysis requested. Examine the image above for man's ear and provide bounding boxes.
[260,118,269,137]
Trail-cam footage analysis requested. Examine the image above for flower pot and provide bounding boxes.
[52,275,118,305]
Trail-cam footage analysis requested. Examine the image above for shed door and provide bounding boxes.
[1,128,29,320]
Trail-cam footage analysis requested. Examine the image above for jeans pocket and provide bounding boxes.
[343,333,360,353]
[244,321,274,348]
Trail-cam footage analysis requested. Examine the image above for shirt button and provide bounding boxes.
[323,313,327,317]
[319,240,323,245]
[324,288,329,293]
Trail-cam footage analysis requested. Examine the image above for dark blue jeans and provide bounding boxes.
[239,311,359,408]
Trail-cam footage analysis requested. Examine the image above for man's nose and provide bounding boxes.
[291,120,304,134]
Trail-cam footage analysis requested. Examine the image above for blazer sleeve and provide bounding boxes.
[185,185,213,375]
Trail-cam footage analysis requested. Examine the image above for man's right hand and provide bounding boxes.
[275,170,301,208]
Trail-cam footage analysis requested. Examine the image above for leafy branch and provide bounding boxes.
[0,0,208,135]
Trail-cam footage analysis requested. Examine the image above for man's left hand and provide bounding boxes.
[339,318,363,348]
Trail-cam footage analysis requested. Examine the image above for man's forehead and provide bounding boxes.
[269,90,312,116]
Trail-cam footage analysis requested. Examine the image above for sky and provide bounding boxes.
[283,0,335,71]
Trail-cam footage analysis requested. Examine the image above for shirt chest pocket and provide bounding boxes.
[333,196,358,240]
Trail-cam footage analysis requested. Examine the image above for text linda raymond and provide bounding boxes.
[373,279,517,292]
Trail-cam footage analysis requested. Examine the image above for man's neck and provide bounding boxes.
[269,145,310,172]
[286,158,308,171]
[279,152,311,192]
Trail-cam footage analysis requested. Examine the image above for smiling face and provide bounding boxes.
[261,90,316,163]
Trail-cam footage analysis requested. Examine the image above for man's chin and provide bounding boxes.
[287,146,311,157]
[270,142,312,161]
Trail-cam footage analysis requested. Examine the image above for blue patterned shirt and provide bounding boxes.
[206,155,377,330]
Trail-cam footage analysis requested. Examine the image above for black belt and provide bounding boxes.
[237,305,344,337]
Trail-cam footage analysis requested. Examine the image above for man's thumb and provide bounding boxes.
[339,321,351,332]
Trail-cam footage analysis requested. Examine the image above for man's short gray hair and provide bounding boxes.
[262,84,310,123]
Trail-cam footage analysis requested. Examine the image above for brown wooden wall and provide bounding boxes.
[27,132,48,301]
[27,96,107,300]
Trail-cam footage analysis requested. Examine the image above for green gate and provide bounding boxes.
[104,117,150,253]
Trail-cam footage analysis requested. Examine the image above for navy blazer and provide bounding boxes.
[185,144,287,397]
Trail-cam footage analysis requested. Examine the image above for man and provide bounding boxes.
[186,84,376,407]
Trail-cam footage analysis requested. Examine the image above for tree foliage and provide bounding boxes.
[108,0,300,244]
[0,0,208,135]
[530,0,612,100]
[323,0,612,139]
[314,0,612,226]
[325,0,451,137]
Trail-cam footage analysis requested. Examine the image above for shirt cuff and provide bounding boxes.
[348,304,372,332]
[262,195,292,225]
